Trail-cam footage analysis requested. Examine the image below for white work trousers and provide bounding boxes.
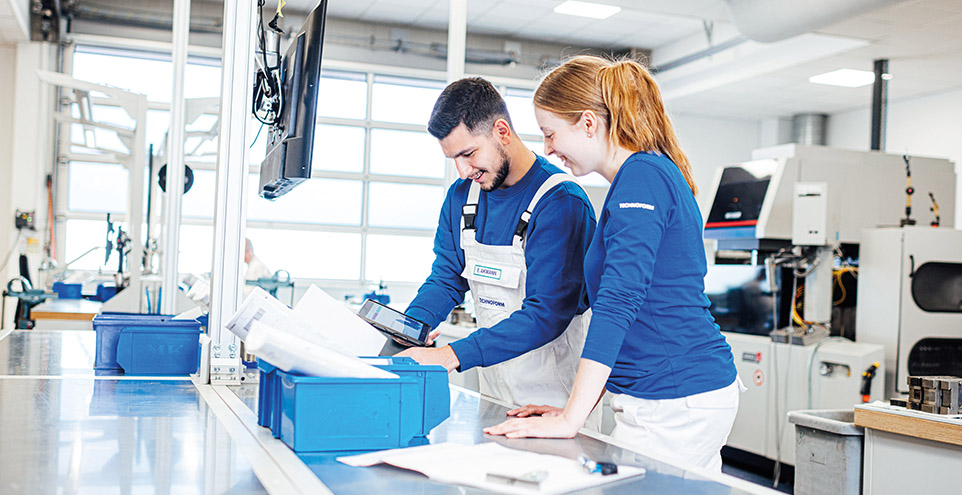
[609,378,742,473]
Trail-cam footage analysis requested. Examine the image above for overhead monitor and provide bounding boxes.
[257,0,328,200]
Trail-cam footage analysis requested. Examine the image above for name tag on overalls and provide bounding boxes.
[462,261,523,290]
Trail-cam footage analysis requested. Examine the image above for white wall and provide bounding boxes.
[1,42,56,328]
[0,43,16,327]
[827,88,962,226]
[10,42,54,276]
[0,44,14,229]
[671,112,761,213]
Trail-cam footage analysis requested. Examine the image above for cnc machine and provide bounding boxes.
[703,144,958,465]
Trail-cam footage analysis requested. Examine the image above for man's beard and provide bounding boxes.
[482,146,511,192]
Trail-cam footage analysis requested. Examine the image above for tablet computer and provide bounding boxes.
[357,299,432,347]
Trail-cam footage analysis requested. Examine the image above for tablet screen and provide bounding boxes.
[358,300,430,343]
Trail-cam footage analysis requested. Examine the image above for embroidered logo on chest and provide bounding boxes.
[619,202,655,210]
[473,264,502,280]
[477,296,507,308]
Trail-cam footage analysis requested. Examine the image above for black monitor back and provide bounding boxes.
[259,0,328,200]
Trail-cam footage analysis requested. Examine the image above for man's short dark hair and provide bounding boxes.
[427,77,514,140]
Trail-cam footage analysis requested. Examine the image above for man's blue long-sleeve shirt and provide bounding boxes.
[405,156,596,371]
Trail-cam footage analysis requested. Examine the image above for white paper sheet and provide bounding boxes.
[185,277,210,309]
[291,285,386,356]
[244,320,397,379]
[225,287,350,355]
[337,442,645,495]
[173,306,205,321]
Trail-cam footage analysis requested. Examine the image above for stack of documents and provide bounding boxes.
[225,286,392,379]
[338,442,646,494]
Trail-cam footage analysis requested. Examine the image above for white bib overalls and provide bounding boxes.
[460,174,599,428]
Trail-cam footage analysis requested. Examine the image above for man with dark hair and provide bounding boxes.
[398,77,598,417]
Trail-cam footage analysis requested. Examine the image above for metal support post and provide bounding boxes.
[161,0,192,314]
[128,98,147,308]
[205,0,257,383]
[443,0,467,188]
[446,0,466,83]
[870,59,888,151]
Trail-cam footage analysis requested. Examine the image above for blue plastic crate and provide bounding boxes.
[92,313,202,372]
[95,283,117,302]
[257,357,449,443]
[257,360,282,438]
[360,357,450,436]
[266,357,450,453]
[115,325,202,375]
[52,282,83,299]
[277,371,423,452]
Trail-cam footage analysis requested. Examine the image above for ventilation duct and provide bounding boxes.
[725,0,909,43]
[792,114,828,145]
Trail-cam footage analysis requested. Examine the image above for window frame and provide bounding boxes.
[59,36,607,288]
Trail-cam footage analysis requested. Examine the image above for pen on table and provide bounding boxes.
[578,454,618,475]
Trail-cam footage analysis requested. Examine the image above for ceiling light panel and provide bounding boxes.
[553,1,621,20]
[808,68,877,87]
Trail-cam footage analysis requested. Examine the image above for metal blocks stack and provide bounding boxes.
[907,376,962,414]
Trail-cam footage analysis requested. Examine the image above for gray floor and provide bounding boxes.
[723,461,793,494]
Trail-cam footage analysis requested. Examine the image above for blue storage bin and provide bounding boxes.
[95,283,117,302]
[278,370,423,452]
[263,357,450,453]
[52,282,83,299]
[360,356,450,436]
[92,313,202,372]
[115,325,202,375]
[257,360,282,438]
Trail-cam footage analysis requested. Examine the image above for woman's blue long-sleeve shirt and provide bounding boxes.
[405,156,596,371]
[582,151,736,400]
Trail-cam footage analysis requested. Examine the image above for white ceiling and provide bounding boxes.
[286,0,962,120]
[0,0,29,45]
[312,0,723,50]
[668,0,962,118]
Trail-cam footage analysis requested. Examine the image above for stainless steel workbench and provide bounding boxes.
[0,330,776,494]
[0,330,267,494]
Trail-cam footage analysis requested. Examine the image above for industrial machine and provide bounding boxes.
[703,144,957,465]
[725,333,883,465]
[855,227,962,398]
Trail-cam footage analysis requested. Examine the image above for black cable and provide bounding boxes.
[0,231,24,274]
[258,1,271,79]
[252,0,280,126]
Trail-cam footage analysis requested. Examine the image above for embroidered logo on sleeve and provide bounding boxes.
[619,202,655,210]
